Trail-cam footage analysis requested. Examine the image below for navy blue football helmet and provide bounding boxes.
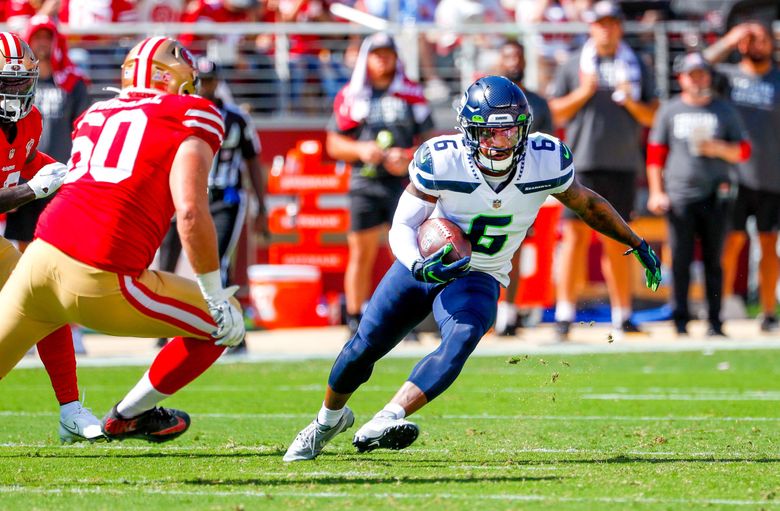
[456,75,532,176]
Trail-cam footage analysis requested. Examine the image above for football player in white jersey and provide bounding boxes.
[284,76,661,461]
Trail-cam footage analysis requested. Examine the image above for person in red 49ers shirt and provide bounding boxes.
[0,32,103,444]
[0,36,245,443]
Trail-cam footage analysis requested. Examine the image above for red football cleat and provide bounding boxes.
[102,404,190,443]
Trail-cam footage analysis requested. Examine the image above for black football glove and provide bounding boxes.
[411,244,471,284]
[624,239,662,292]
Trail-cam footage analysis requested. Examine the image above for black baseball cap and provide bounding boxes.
[583,1,624,23]
[196,57,219,79]
[673,52,711,74]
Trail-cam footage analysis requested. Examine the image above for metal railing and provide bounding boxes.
[53,20,776,126]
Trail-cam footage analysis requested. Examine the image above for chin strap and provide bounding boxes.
[477,151,514,174]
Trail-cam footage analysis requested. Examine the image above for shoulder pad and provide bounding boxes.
[414,143,433,175]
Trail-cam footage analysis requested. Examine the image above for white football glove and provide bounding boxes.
[196,271,246,347]
[27,162,67,199]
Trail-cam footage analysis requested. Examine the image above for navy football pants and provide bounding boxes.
[328,261,500,401]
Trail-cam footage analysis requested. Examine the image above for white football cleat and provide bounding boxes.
[283,406,355,462]
[59,402,107,444]
[352,412,419,453]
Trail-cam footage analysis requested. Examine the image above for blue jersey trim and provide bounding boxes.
[415,173,480,194]
[515,169,573,194]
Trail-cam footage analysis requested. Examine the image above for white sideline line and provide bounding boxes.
[12,337,780,369]
[0,486,778,507]
[5,410,780,422]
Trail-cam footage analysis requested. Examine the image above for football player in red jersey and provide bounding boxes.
[0,31,106,443]
[0,36,245,443]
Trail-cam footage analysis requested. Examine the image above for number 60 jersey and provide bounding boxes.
[410,133,575,286]
[36,92,224,276]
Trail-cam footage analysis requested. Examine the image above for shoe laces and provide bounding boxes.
[71,392,96,418]
[296,422,321,454]
[146,407,173,421]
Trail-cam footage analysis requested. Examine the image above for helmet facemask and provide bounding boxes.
[0,70,38,122]
[459,113,532,177]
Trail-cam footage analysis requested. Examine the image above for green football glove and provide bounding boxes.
[624,239,662,292]
[411,244,471,284]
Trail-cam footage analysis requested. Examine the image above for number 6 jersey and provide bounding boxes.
[36,91,224,276]
[409,132,575,286]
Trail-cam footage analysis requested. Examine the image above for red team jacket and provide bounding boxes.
[36,92,225,276]
[0,106,56,191]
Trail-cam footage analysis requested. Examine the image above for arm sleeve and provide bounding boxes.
[388,191,436,271]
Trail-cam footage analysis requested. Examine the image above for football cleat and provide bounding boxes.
[101,404,190,443]
[59,402,107,444]
[352,412,419,453]
[283,406,354,462]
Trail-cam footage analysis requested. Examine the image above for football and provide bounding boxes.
[417,218,472,263]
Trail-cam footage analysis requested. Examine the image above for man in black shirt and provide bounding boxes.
[327,33,434,337]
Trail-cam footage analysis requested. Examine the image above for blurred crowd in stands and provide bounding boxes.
[0,1,775,114]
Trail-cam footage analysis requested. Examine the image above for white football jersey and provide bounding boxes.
[409,132,575,286]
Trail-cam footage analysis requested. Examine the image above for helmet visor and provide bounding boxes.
[476,126,522,152]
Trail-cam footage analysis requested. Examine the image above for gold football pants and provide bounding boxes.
[0,239,239,378]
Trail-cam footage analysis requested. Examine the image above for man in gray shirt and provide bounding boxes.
[548,0,658,340]
[647,52,750,336]
[705,21,780,332]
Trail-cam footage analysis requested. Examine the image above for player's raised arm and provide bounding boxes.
[553,179,662,290]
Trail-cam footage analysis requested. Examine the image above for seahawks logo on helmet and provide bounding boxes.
[456,75,533,177]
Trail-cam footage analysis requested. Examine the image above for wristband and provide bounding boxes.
[196,270,223,302]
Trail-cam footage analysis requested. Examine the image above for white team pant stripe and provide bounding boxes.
[122,276,214,335]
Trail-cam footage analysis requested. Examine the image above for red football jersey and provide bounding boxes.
[0,106,56,190]
[36,92,224,276]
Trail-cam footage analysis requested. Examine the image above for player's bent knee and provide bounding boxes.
[327,333,383,393]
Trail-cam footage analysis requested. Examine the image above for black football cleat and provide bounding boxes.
[102,404,190,443]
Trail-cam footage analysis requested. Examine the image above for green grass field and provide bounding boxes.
[2,349,780,510]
